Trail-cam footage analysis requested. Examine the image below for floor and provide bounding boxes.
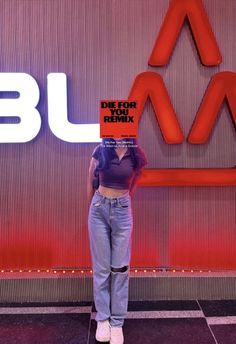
[0,300,236,344]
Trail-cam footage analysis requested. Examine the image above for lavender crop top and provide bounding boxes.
[92,144,136,190]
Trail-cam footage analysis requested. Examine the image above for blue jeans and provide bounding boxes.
[88,189,133,327]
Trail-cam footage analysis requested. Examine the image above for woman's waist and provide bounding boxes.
[96,185,130,200]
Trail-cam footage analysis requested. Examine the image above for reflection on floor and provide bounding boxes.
[0,300,236,343]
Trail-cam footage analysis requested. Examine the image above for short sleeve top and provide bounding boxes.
[92,144,136,190]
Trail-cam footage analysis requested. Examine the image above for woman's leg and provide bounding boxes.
[88,193,112,322]
[110,195,133,327]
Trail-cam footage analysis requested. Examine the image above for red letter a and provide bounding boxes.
[148,0,222,66]
[188,72,236,143]
[128,72,184,144]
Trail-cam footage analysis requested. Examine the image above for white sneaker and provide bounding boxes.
[95,319,111,342]
[110,325,124,344]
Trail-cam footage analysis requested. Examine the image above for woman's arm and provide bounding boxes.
[129,170,142,197]
[87,157,98,207]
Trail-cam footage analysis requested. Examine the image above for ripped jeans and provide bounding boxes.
[88,189,133,327]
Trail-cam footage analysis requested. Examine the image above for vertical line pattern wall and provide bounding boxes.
[0,0,235,270]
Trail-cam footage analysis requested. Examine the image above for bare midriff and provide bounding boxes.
[96,146,130,198]
[97,185,129,198]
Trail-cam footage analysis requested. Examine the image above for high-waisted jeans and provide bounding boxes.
[88,189,133,327]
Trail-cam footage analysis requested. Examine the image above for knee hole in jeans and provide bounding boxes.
[111,265,128,273]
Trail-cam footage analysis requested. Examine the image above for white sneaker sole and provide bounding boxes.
[95,333,110,342]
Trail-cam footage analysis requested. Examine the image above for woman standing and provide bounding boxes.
[87,138,147,344]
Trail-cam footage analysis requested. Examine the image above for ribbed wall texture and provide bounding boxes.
[0,0,235,271]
